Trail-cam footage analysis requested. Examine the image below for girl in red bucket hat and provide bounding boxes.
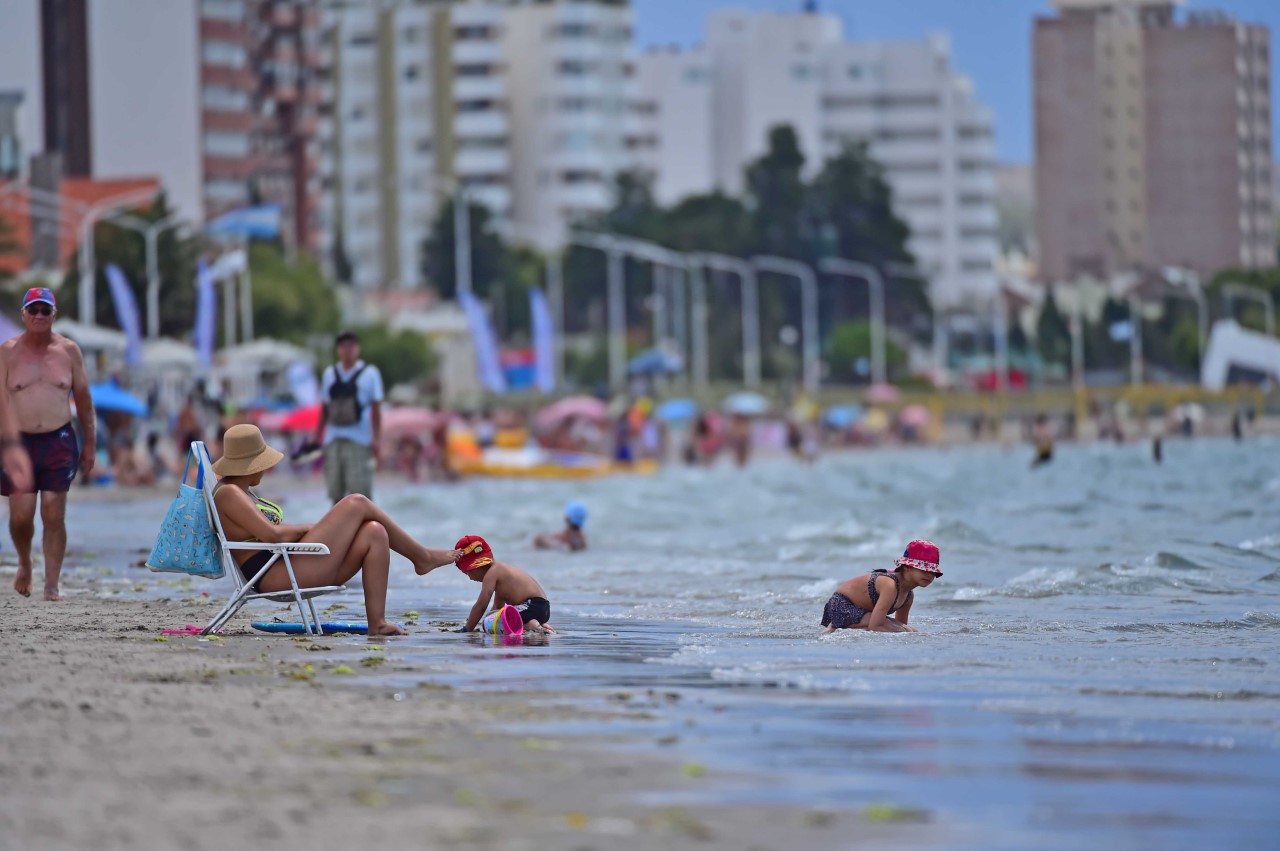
[821,540,942,633]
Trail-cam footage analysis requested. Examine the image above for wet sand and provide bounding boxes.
[0,596,952,851]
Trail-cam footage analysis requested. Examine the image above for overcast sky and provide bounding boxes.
[634,0,1280,163]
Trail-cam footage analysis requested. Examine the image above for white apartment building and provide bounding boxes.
[631,47,712,207]
[822,37,1000,307]
[322,2,444,290]
[501,1,636,249]
[634,11,1000,308]
[321,0,631,286]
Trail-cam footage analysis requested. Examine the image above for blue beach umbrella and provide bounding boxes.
[628,347,683,376]
[89,383,148,417]
[655,398,699,423]
[823,404,865,428]
[721,391,769,416]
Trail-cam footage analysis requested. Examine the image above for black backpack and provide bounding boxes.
[327,365,367,427]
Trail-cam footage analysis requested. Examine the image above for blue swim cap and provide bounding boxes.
[565,500,588,529]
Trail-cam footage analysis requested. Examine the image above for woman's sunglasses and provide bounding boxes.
[25,305,53,316]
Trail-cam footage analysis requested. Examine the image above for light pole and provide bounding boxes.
[752,256,819,395]
[818,258,887,385]
[886,261,940,385]
[1222,282,1275,336]
[548,232,626,392]
[453,185,471,298]
[691,253,760,388]
[77,186,164,325]
[105,212,184,339]
[1161,266,1208,373]
[1128,293,1144,386]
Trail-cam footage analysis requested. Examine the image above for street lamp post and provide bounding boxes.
[886,261,940,385]
[1161,267,1209,373]
[548,233,626,392]
[77,187,164,325]
[453,186,471,298]
[817,257,887,385]
[691,253,760,388]
[751,256,820,395]
[106,212,184,339]
[1128,294,1144,386]
[1222,282,1275,336]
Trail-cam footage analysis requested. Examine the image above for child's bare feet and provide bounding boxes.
[414,549,463,576]
[13,564,32,597]
[44,586,63,602]
[370,621,406,636]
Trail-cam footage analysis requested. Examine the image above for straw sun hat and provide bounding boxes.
[212,424,284,477]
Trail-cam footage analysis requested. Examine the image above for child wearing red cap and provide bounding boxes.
[821,540,942,633]
[454,535,555,633]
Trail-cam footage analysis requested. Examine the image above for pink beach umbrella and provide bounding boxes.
[381,406,446,442]
[534,396,608,430]
[899,404,931,428]
[865,383,901,404]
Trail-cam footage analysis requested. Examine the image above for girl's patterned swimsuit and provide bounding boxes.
[821,570,914,629]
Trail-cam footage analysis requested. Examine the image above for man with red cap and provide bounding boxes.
[454,535,555,633]
[0,287,95,600]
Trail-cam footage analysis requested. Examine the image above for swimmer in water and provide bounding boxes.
[1031,412,1054,467]
[533,500,587,552]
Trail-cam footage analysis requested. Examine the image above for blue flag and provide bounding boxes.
[194,258,217,367]
[458,291,507,393]
[104,264,143,367]
[530,288,555,394]
[206,204,281,239]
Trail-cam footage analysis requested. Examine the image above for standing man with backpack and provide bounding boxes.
[314,331,383,503]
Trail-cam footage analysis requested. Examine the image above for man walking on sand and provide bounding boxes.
[0,288,95,600]
[313,330,382,503]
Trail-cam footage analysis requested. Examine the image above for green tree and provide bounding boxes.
[345,324,435,389]
[826,319,907,383]
[745,124,808,257]
[810,141,921,323]
[247,242,341,347]
[1036,290,1071,366]
[58,195,204,336]
[420,199,509,300]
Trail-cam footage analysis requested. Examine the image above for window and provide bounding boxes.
[204,179,248,202]
[557,60,595,76]
[202,0,245,22]
[347,32,376,48]
[204,131,252,157]
[683,67,707,84]
[456,63,496,77]
[791,64,811,81]
[202,40,247,68]
[402,27,421,44]
[552,22,595,39]
[961,258,993,272]
[202,85,250,112]
[455,25,496,40]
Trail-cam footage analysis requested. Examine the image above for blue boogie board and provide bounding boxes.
[250,621,385,635]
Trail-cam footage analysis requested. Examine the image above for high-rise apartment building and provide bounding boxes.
[199,0,326,250]
[501,1,635,250]
[320,0,634,288]
[0,0,324,248]
[1034,0,1273,282]
[634,10,1000,307]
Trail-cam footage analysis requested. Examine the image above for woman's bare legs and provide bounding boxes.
[299,494,456,575]
[258,520,404,635]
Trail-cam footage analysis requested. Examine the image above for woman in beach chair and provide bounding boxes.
[211,424,460,636]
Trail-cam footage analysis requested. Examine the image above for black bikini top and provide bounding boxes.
[868,570,913,615]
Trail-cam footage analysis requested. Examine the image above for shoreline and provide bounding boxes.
[0,596,955,850]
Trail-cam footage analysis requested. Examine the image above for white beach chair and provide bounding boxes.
[192,441,343,636]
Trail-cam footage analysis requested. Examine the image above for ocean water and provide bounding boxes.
[84,437,1280,849]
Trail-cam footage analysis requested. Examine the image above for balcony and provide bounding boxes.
[452,40,502,65]
[454,112,509,137]
[455,148,510,175]
[453,75,504,102]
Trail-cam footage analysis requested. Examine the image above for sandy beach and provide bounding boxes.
[0,595,952,851]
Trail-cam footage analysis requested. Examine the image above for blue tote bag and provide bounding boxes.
[146,445,225,579]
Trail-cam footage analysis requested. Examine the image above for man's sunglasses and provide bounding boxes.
[25,305,53,316]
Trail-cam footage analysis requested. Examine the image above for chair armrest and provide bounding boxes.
[223,542,332,556]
